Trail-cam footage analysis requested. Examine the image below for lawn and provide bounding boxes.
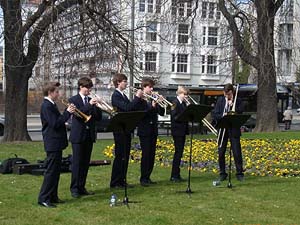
[0,132,299,225]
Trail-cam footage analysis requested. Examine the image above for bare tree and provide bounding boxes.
[218,0,285,132]
[0,0,131,142]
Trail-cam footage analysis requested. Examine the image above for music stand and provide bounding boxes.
[106,111,145,205]
[215,114,250,188]
[176,104,211,194]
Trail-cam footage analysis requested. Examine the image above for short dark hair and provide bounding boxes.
[112,73,127,88]
[78,77,93,89]
[43,82,60,96]
[141,78,155,89]
[224,83,234,93]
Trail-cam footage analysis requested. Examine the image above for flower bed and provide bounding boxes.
[103,139,300,177]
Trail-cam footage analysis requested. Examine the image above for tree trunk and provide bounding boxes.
[3,69,31,141]
[2,0,31,142]
[254,1,278,132]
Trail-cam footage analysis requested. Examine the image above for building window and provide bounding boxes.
[171,0,192,17]
[171,0,177,16]
[146,22,157,42]
[208,27,218,46]
[171,54,188,73]
[139,53,144,70]
[207,55,217,74]
[148,0,154,13]
[179,3,185,16]
[172,54,176,72]
[201,55,205,73]
[139,0,145,12]
[216,3,221,20]
[187,2,192,17]
[145,52,157,72]
[202,27,206,45]
[178,24,189,44]
[156,0,161,14]
[209,2,215,19]
[177,54,188,73]
[202,1,208,18]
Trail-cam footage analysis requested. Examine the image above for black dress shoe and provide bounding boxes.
[51,198,65,204]
[236,174,244,182]
[170,177,185,182]
[110,184,123,189]
[81,189,95,195]
[38,201,56,208]
[71,192,81,198]
[122,183,134,188]
[140,180,150,187]
[219,173,228,181]
[147,179,157,184]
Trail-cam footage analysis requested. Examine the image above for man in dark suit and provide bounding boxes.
[110,73,143,188]
[170,86,189,182]
[38,82,75,208]
[213,83,244,181]
[135,78,165,186]
[69,77,102,198]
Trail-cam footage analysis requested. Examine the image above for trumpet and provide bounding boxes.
[129,86,173,109]
[61,99,91,123]
[183,95,218,136]
[90,92,117,116]
[151,91,174,108]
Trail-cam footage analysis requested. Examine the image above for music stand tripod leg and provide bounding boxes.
[227,144,233,188]
[186,121,193,194]
[122,126,129,205]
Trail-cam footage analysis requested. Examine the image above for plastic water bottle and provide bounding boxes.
[212,180,221,187]
[109,194,117,207]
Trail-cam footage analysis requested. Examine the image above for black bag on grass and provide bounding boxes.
[0,154,29,174]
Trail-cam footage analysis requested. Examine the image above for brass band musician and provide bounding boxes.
[212,83,244,182]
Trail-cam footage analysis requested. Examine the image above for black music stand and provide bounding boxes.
[215,114,250,188]
[176,104,211,194]
[106,111,145,206]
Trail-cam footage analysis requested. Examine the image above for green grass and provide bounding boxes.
[0,134,300,225]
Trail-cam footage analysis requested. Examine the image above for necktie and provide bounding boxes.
[84,96,88,105]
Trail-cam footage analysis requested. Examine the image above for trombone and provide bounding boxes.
[217,84,239,148]
[183,95,218,136]
[90,92,117,116]
[61,99,92,123]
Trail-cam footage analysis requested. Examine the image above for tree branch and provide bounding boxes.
[274,0,285,13]
[218,0,258,68]
[26,0,79,73]
[19,0,54,39]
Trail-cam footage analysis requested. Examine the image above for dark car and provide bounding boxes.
[65,112,111,132]
[0,117,4,136]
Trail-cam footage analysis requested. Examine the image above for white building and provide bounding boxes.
[122,0,233,87]
[275,0,300,83]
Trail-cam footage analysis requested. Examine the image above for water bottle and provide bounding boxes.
[212,180,221,187]
[109,194,117,207]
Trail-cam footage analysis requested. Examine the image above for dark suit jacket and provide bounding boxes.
[213,96,244,137]
[136,99,165,136]
[171,98,189,136]
[40,99,71,152]
[69,94,102,143]
[111,90,142,134]
[111,90,141,112]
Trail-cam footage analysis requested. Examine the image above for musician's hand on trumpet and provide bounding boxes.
[66,103,76,114]
[135,89,144,98]
[89,92,117,116]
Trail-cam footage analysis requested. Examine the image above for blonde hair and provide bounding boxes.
[176,86,189,95]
